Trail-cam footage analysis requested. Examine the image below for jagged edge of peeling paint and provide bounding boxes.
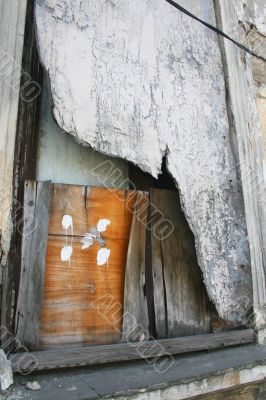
[33,2,164,178]
[46,71,161,177]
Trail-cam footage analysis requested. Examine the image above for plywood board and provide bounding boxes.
[40,185,139,347]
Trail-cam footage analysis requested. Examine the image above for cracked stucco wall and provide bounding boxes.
[35,0,253,323]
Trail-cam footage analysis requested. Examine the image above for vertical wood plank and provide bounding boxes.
[152,225,168,339]
[128,164,154,191]
[151,189,216,338]
[15,181,51,349]
[1,0,42,340]
[145,198,156,338]
[122,192,149,342]
[215,0,266,342]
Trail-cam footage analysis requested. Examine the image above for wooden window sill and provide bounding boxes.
[9,343,266,400]
[10,329,254,374]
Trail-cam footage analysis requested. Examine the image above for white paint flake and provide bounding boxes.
[62,215,73,230]
[97,248,111,266]
[61,245,73,262]
[81,233,95,249]
[81,221,110,250]
[97,219,111,233]
[61,215,74,265]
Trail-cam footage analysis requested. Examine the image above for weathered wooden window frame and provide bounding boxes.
[12,180,255,373]
[2,0,265,373]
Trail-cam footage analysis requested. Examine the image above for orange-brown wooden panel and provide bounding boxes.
[41,237,129,296]
[40,185,141,348]
[84,187,139,241]
[48,185,138,239]
[48,184,89,236]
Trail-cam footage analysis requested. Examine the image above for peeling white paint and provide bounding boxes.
[62,214,73,230]
[81,224,108,250]
[61,245,73,262]
[81,233,95,249]
[61,215,74,265]
[97,219,111,233]
[36,74,130,188]
[81,220,110,250]
[97,248,111,267]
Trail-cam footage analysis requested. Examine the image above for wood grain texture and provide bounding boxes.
[11,329,255,373]
[40,185,139,348]
[152,244,167,337]
[0,0,41,339]
[151,189,216,339]
[122,192,149,341]
[48,185,136,238]
[15,181,51,349]
[0,0,27,245]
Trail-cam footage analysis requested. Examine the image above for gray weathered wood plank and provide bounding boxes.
[151,189,216,339]
[10,329,255,374]
[152,217,167,339]
[0,0,28,338]
[15,181,51,349]
[122,192,149,342]
[215,0,266,343]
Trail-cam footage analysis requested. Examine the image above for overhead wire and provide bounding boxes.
[164,0,266,63]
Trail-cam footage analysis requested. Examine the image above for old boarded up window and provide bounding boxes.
[16,178,219,349]
[8,1,256,373]
[13,77,250,351]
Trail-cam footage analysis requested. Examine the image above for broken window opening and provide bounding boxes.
[27,82,220,347]
[14,72,227,350]
[128,159,219,340]
[20,179,219,349]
